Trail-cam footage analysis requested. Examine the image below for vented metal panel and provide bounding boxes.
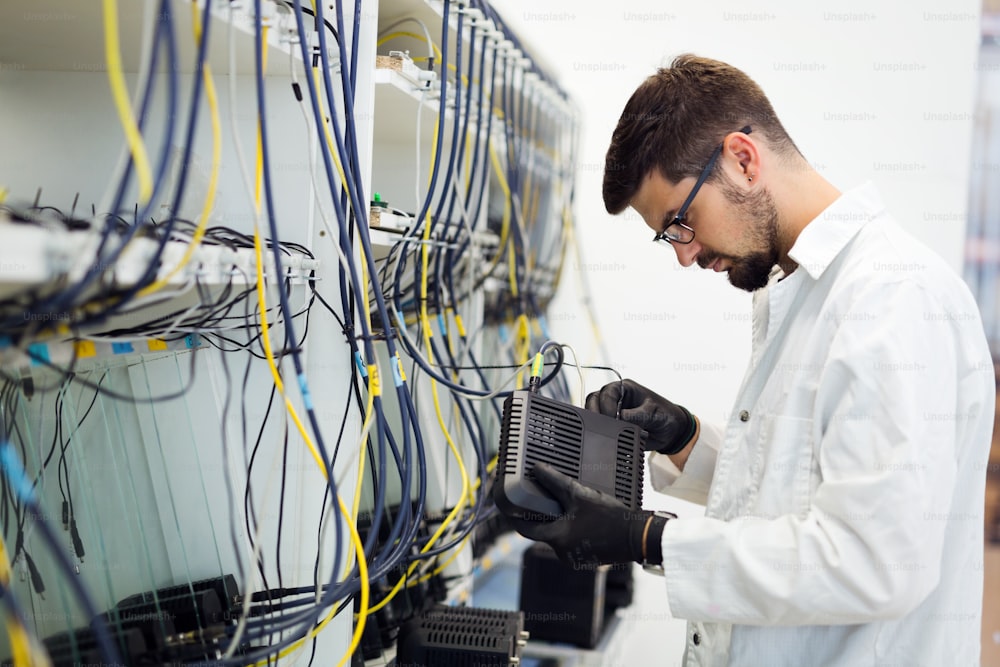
[398,605,523,667]
[523,399,583,479]
[615,429,642,507]
[499,394,525,476]
[495,390,646,518]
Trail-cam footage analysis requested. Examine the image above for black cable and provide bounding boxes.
[0,426,121,665]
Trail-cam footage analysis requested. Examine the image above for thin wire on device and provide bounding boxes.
[558,342,585,407]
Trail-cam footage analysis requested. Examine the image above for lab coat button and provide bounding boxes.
[738,410,750,422]
[693,632,701,645]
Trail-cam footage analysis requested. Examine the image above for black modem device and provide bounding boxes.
[494,390,644,518]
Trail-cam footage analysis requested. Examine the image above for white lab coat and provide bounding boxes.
[648,183,995,666]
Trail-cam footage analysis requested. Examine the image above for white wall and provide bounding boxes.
[492,0,982,448]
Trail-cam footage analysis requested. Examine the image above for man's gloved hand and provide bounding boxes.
[585,378,697,456]
[507,463,651,568]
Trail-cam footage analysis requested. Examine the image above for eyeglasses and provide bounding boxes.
[652,126,752,246]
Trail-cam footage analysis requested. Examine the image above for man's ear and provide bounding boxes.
[721,130,760,184]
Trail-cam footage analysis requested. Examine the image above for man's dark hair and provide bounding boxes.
[603,54,802,214]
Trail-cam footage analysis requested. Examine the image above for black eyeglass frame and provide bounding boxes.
[652,125,753,246]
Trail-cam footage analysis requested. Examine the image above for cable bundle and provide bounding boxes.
[0,1,590,665]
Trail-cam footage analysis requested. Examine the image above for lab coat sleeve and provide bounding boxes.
[660,282,979,625]
[648,421,725,505]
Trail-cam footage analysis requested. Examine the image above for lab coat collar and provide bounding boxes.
[787,182,886,280]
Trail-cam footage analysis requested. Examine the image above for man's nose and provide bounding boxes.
[673,240,700,268]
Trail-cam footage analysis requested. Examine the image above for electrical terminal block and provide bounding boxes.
[369,194,411,234]
[376,50,436,89]
[396,605,526,667]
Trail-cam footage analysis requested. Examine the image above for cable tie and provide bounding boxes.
[297,373,314,411]
[391,354,404,387]
[530,352,544,378]
[0,442,36,505]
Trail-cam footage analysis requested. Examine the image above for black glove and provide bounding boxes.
[507,463,650,568]
[585,378,697,455]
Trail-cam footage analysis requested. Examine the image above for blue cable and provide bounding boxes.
[0,441,122,665]
[12,0,179,329]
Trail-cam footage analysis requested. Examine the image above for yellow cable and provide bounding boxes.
[507,237,518,296]
[411,459,504,589]
[364,115,473,619]
[347,378,375,565]
[102,0,153,203]
[250,186,369,667]
[377,31,442,63]
[408,453,498,587]
[244,28,367,667]
[0,186,8,204]
[137,4,222,297]
[0,534,42,666]
[363,373,470,616]
[308,60,376,582]
[347,244,374,578]
[513,313,531,388]
[410,535,469,585]
[311,67,352,193]
[471,142,511,287]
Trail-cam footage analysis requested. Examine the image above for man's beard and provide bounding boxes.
[710,177,781,292]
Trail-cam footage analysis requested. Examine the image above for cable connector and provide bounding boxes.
[70,519,85,562]
[527,352,544,393]
[25,552,45,598]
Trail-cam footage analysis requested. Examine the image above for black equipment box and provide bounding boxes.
[519,542,607,648]
[494,390,644,518]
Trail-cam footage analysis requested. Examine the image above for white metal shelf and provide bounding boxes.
[0,0,327,75]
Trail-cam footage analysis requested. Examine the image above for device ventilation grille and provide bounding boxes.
[523,399,583,479]
[423,648,503,666]
[425,630,505,649]
[423,617,508,632]
[615,429,642,506]
[499,394,526,476]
